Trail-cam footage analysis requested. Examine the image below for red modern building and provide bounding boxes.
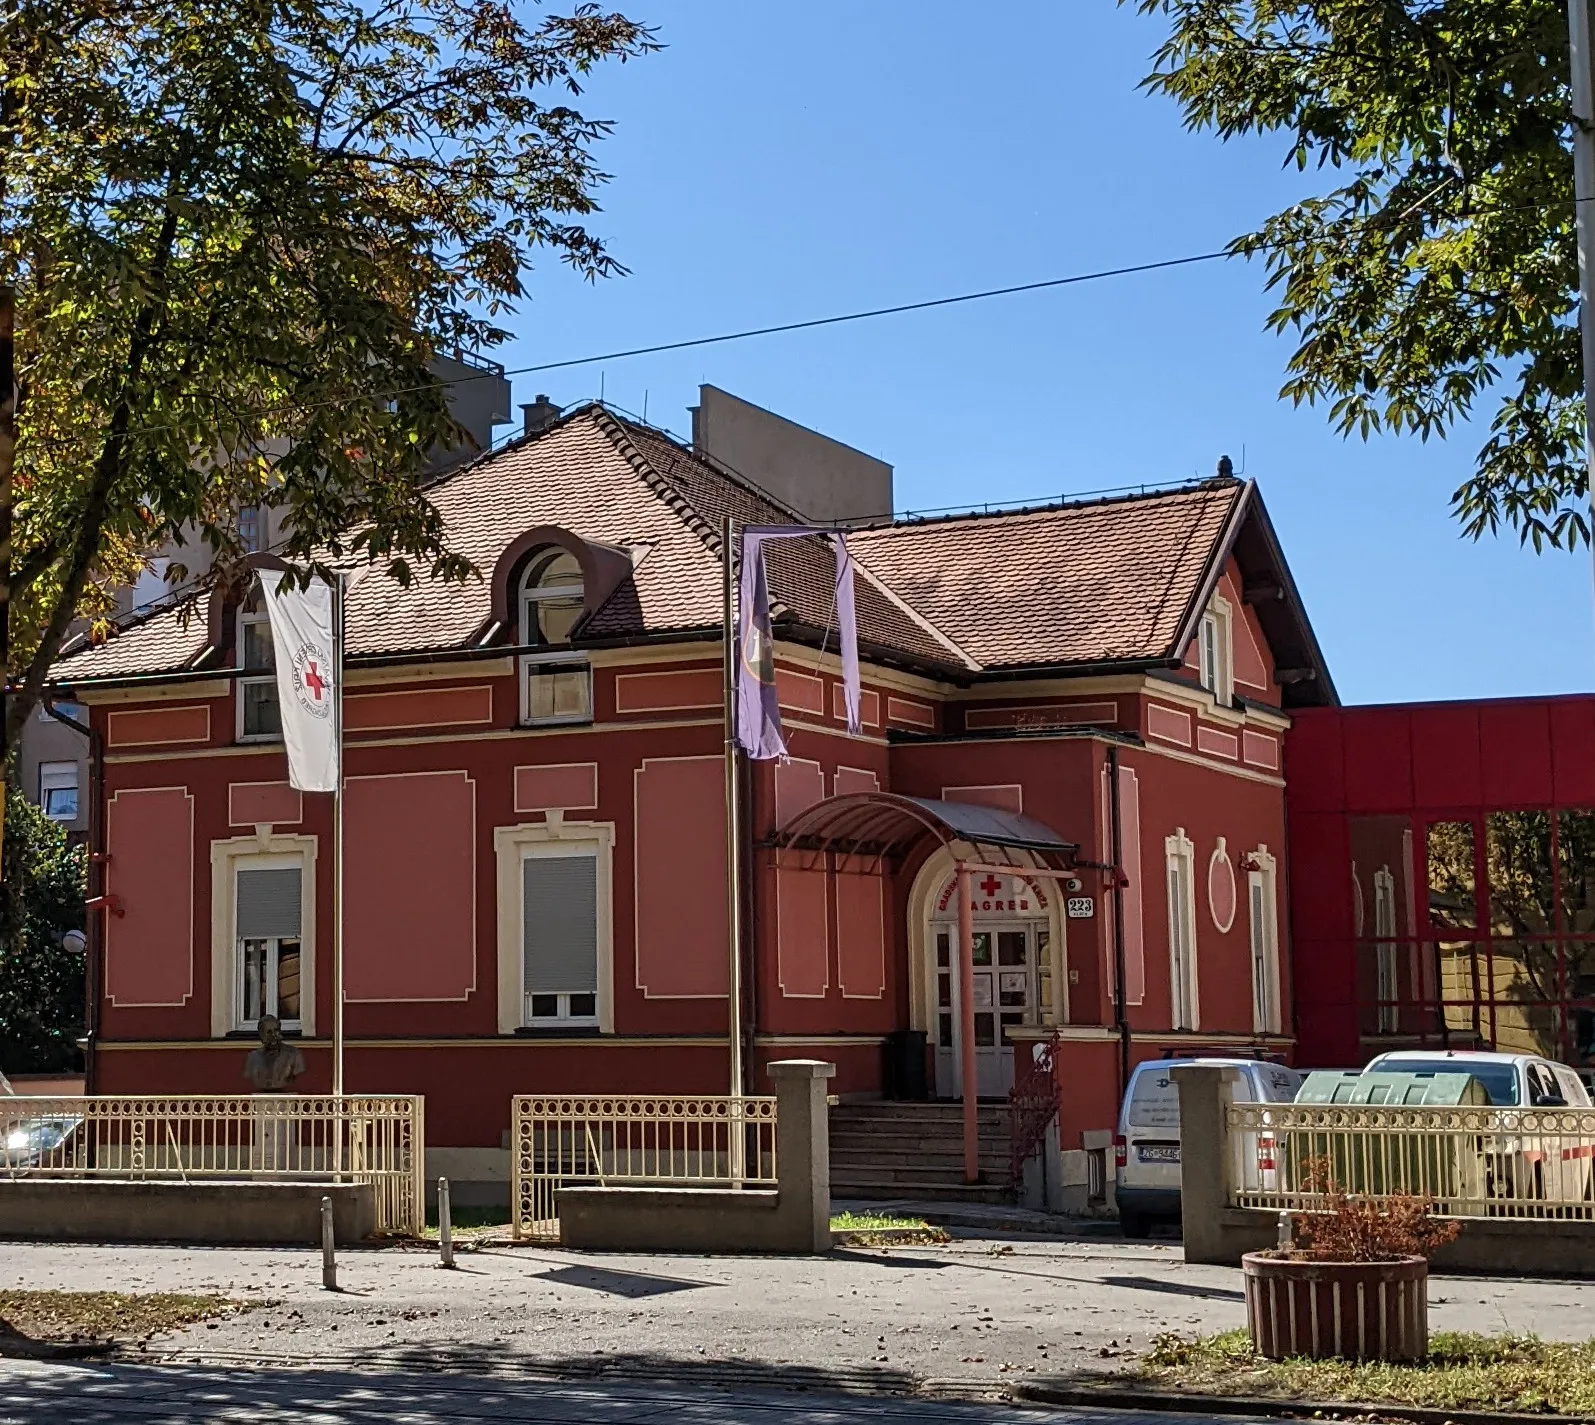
[52,402,1335,1202]
[1286,696,1595,1076]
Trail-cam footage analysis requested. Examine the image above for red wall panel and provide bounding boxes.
[1342,709,1413,812]
[1480,701,1554,807]
[1282,708,1345,813]
[105,788,195,1009]
[343,771,477,1003]
[1411,703,1481,809]
[1552,698,1595,806]
[633,756,728,999]
[836,870,886,999]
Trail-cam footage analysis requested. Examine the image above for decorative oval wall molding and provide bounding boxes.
[1208,837,1237,933]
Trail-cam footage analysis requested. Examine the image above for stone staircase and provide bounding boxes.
[828,1101,1014,1204]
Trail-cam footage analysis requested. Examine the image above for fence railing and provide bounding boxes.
[512,1094,778,1241]
[0,1095,426,1235]
[1226,1102,1595,1222]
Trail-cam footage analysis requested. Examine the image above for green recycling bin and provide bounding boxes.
[1283,1070,1489,1203]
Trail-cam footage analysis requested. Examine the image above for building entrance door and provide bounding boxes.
[933,922,1044,1098]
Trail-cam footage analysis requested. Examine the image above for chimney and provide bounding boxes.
[520,394,561,436]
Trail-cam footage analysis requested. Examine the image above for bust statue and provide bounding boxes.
[244,1015,305,1092]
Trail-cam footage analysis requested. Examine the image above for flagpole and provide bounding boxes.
[332,571,346,1103]
[721,514,744,1105]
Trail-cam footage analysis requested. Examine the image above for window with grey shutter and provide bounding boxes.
[522,854,598,994]
[237,867,302,939]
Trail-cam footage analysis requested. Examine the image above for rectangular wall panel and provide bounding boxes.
[343,771,477,1002]
[344,685,492,733]
[634,757,728,998]
[776,867,829,998]
[106,788,194,1007]
[107,706,210,748]
[836,871,886,999]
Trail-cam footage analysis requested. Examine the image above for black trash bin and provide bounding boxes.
[882,1029,929,1101]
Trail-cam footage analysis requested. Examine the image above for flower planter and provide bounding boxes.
[1242,1252,1428,1362]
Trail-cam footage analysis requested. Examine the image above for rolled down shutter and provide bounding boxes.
[237,867,302,939]
[523,854,598,994]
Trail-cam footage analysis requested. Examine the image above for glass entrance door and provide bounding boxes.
[934,923,1041,1097]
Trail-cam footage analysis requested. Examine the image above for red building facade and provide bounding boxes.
[54,405,1333,1191]
[1287,696,1595,1074]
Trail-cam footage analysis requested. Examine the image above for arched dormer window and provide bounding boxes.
[518,546,591,724]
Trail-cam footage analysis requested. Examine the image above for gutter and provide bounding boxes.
[43,695,102,1094]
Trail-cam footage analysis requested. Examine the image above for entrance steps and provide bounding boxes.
[828,1101,1013,1204]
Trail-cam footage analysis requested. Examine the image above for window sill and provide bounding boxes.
[513,1025,602,1038]
[517,718,594,730]
[224,1027,304,1039]
[236,734,285,746]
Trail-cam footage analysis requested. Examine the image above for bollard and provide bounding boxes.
[437,1176,455,1269]
[321,1194,337,1290]
[1276,1209,1293,1252]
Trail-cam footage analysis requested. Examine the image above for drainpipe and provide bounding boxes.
[44,695,102,1094]
[1106,746,1131,1097]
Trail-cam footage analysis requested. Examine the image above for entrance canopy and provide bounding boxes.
[768,791,1079,873]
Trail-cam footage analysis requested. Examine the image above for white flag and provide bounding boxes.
[260,571,341,793]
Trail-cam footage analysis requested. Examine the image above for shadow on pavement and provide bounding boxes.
[531,1264,709,1297]
[1097,1274,1245,1302]
[0,1347,1009,1423]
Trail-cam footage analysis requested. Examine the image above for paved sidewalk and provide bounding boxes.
[0,1238,1582,1393]
[0,1356,1269,1424]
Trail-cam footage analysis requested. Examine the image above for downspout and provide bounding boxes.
[1106,745,1131,1097]
[43,694,101,1094]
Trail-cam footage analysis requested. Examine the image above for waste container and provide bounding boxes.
[1287,1070,1488,1201]
[882,1029,929,1101]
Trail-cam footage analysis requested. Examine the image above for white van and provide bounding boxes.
[1114,1056,1303,1236]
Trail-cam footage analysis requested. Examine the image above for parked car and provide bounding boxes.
[1114,1056,1303,1237]
[0,1113,82,1170]
[1363,1050,1594,1206]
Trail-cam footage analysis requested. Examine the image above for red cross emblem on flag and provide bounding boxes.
[979,874,1004,897]
[303,662,326,700]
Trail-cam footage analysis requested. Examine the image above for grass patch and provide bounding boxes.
[420,1202,512,1239]
[0,1291,247,1345]
[1139,1329,1595,1416]
[830,1211,949,1245]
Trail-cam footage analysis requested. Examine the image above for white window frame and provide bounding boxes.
[235,589,282,743]
[1373,864,1399,1033]
[1248,844,1281,1035]
[494,816,614,1034]
[1165,828,1200,1030]
[1196,596,1234,706]
[38,761,80,823]
[517,552,591,727]
[209,834,317,1038]
[239,503,264,554]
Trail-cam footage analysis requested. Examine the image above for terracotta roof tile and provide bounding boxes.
[51,404,1244,685]
[845,483,1243,670]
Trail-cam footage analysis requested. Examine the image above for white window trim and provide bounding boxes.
[494,816,614,1034]
[1197,596,1234,707]
[517,565,592,727]
[209,833,317,1038]
[1248,844,1281,1035]
[235,596,282,744]
[38,761,80,822]
[1165,827,1200,1031]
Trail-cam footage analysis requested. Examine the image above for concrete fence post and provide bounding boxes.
[767,1059,836,1253]
[1172,1063,1243,1265]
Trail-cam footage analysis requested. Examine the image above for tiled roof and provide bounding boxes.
[845,483,1243,670]
[51,405,1244,684]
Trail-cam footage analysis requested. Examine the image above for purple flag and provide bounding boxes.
[735,527,863,760]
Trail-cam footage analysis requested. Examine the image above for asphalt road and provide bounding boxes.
[0,1357,1269,1425]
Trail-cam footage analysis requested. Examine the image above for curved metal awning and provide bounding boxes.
[767,791,1079,873]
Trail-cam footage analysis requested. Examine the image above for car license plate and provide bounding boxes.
[1137,1145,1180,1163]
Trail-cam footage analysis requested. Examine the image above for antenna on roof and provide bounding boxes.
[1238,444,1247,476]
[600,370,606,404]
[643,389,649,424]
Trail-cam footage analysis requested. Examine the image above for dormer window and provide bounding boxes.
[518,547,591,725]
[237,584,282,740]
[1196,596,1234,707]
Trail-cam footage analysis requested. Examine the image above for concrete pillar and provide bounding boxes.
[1172,1063,1243,1265]
[768,1059,836,1253]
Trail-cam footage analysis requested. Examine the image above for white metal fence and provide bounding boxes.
[0,1095,426,1235]
[512,1095,778,1241]
[1227,1102,1595,1221]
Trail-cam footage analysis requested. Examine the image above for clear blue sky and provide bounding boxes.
[489,0,1593,707]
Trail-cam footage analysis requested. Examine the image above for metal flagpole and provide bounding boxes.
[332,571,346,1103]
[721,515,744,1107]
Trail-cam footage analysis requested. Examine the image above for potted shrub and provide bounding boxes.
[1243,1161,1460,1363]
